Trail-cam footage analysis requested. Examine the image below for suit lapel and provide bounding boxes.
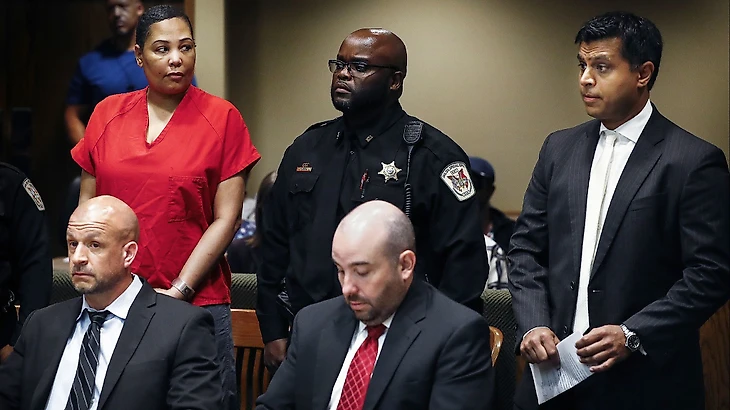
[311,300,357,410]
[568,121,601,281]
[97,282,156,410]
[362,281,428,410]
[30,299,83,410]
[590,109,666,278]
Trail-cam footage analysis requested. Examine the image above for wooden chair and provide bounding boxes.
[230,309,271,410]
[489,326,503,367]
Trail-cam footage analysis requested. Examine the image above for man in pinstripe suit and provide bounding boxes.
[509,11,730,410]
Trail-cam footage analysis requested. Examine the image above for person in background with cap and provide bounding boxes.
[469,156,516,253]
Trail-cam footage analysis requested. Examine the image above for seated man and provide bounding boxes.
[0,195,222,410]
[469,156,515,252]
[256,200,495,409]
[469,156,509,289]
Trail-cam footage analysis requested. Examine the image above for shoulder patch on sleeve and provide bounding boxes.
[22,178,45,211]
[440,161,475,201]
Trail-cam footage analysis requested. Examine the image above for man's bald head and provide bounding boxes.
[333,201,416,325]
[343,28,408,75]
[335,200,415,264]
[70,195,139,243]
[67,196,139,309]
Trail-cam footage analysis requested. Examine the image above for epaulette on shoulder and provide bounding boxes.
[0,162,24,176]
[303,117,340,133]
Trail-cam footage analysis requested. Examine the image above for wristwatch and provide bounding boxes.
[171,278,196,300]
[620,324,641,352]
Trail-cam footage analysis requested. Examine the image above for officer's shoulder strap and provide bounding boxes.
[0,162,24,177]
[302,117,341,134]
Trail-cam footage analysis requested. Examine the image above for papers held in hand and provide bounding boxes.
[529,331,594,404]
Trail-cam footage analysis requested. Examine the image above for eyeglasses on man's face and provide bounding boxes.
[328,59,399,77]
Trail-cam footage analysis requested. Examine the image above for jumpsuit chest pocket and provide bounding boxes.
[168,176,208,223]
[288,173,320,231]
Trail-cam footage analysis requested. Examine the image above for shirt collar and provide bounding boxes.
[78,274,143,321]
[599,99,652,143]
[356,311,396,335]
[343,102,405,147]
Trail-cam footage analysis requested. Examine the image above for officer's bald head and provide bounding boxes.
[342,28,408,75]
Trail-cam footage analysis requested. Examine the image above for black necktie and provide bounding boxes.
[65,310,110,410]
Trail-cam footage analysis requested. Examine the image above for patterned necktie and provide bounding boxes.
[66,310,110,410]
[336,324,387,410]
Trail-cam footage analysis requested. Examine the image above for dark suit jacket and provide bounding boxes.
[256,280,495,410]
[509,107,730,410]
[0,280,223,410]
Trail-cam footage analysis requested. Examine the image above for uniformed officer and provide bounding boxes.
[0,162,52,363]
[257,28,489,370]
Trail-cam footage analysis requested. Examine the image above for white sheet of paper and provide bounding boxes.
[529,331,594,404]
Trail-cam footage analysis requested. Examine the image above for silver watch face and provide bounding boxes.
[627,334,640,351]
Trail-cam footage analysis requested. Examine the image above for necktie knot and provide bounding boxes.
[602,129,619,145]
[88,310,110,328]
[366,324,386,340]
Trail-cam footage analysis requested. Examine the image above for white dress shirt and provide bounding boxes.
[328,314,395,409]
[573,99,653,334]
[45,275,143,410]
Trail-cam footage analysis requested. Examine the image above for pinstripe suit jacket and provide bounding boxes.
[508,106,730,410]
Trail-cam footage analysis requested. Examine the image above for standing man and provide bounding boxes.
[65,0,146,144]
[509,12,730,410]
[0,162,52,365]
[258,28,488,370]
[256,201,494,409]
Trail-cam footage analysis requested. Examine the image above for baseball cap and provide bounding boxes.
[468,156,495,180]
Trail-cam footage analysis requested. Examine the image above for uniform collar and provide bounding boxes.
[343,102,406,147]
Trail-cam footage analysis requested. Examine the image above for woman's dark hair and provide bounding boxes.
[247,171,278,248]
[575,11,663,90]
[135,5,194,49]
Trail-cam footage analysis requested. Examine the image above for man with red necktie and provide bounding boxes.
[256,200,494,410]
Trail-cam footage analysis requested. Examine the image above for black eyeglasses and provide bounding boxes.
[328,59,399,77]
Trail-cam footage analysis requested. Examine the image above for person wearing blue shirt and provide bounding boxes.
[64,0,146,145]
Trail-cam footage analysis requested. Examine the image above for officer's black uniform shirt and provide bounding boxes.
[0,163,51,347]
[257,103,488,343]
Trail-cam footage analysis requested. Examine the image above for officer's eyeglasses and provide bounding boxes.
[328,59,399,77]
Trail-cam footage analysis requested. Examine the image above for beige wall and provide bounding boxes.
[226,0,729,212]
[194,0,227,98]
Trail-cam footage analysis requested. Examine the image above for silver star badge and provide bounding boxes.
[378,161,402,183]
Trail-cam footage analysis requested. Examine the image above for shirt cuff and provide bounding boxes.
[522,326,551,341]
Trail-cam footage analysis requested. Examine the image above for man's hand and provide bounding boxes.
[264,338,288,371]
[0,344,13,363]
[520,327,560,365]
[154,287,186,301]
[575,324,630,373]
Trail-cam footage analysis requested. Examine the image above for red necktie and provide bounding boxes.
[336,324,387,410]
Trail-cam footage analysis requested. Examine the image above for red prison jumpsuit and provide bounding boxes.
[71,86,260,306]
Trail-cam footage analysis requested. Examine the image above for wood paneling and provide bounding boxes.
[700,301,730,410]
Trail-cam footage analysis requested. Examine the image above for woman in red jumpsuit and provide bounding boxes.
[71,5,259,409]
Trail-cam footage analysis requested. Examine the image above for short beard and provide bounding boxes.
[72,272,115,295]
[331,82,390,115]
